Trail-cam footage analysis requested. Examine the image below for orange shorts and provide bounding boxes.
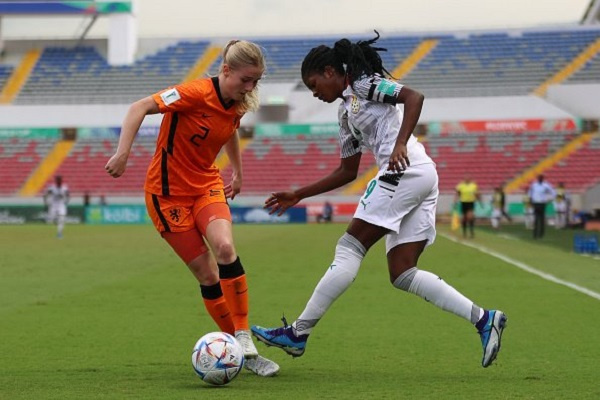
[145,191,231,234]
[145,192,232,264]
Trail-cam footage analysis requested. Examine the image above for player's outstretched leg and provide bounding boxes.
[244,354,280,377]
[251,317,308,357]
[393,267,507,367]
[476,310,507,367]
[253,233,365,357]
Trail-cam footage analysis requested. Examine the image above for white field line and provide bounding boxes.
[440,233,600,301]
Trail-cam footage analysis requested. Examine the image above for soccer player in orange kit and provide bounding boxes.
[105,40,279,377]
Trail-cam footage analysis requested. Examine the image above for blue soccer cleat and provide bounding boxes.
[251,317,308,357]
[478,310,507,368]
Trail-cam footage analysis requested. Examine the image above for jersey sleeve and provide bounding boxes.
[152,80,207,113]
[352,75,403,105]
[338,105,361,159]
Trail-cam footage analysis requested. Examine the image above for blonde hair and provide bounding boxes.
[219,40,265,115]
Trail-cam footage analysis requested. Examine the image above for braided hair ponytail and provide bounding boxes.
[301,30,392,86]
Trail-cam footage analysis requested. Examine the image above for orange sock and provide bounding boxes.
[220,275,249,331]
[200,283,234,335]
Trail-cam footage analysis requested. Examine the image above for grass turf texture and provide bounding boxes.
[1,223,599,399]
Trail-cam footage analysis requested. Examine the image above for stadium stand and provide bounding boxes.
[0,27,598,206]
[219,135,376,194]
[2,28,599,102]
[0,65,13,90]
[0,138,55,195]
[402,30,600,97]
[526,133,600,191]
[37,137,155,196]
[425,131,576,192]
[15,41,209,105]
[3,129,597,198]
[22,130,593,197]
[564,52,600,83]
[208,36,424,83]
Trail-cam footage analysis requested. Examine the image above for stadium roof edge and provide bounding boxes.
[151,24,600,43]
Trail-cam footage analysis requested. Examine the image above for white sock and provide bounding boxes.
[57,216,65,236]
[293,233,366,336]
[394,267,481,323]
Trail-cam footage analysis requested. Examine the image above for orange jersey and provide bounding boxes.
[145,77,242,196]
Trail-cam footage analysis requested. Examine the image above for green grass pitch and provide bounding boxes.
[1,223,599,399]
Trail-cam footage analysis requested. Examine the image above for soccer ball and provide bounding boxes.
[191,332,245,385]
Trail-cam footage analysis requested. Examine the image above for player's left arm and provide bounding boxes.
[354,76,423,172]
[265,153,362,216]
[223,130,242,200]
[389,86,424,172]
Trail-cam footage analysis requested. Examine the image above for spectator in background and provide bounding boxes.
[528,174,556,239]
[44,175,69,239]
[553,182,569,229]
[83,192,91,207]
[316,201,333,223]
[99,194,108,206]
[455,175,480,238]
[498,184,512,223]
[82,191,91,224]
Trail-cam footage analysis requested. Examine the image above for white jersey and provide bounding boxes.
[337,74,433,169]
[46,184,69,206]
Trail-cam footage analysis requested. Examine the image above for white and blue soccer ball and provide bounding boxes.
[191,332,244,386]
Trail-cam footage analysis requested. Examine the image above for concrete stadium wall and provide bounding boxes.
[0,86,578,127]
[546,84,600,119]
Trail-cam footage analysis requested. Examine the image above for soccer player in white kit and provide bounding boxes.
[252,32,507,368]
[44,175,69,238]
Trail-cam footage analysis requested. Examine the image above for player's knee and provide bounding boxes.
[336,233,366,258]
[391,267,418,290]
[213,240,236,264]
[188,252,218,285]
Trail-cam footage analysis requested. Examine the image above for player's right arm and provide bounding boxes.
[265,153,361,216]
[105,96,159,178]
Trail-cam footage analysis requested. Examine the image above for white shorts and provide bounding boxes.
[491,208,502,218]
[48,204,67,220]
[353,163,438,253]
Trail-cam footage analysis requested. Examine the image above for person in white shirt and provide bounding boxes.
[251,31,506,369]
[44,175,69,238]
[528,174,556,239]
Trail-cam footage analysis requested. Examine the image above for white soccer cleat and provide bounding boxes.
[244,354,280,377]
[235,329,259,359]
